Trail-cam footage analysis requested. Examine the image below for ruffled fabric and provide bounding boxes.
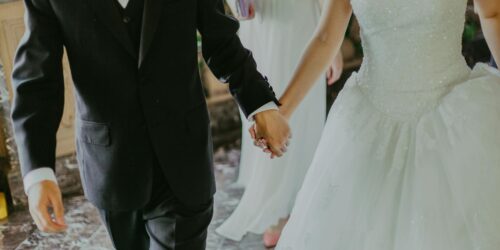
[277,64,500,250]
[216,0,325,241]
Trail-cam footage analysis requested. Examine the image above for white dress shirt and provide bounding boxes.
[22,0,278,193]
[117,0,129,8]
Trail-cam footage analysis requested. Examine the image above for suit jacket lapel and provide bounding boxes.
[89,0,137,60]
[139,0,163,68]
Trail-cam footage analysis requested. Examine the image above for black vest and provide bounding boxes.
[113,0,144,54]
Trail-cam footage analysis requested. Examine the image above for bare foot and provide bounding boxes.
[263,217,290,248]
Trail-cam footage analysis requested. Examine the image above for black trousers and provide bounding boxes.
[98,162,214,250]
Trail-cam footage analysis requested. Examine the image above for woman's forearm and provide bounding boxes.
[476,0,500,64]
[279,37,343,118]
[280,0,352,118]
[481,16,500,64]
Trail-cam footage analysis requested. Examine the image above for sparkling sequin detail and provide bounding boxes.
[275,0,500,249]
[349,0,472,121]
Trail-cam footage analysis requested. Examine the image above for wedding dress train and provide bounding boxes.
[277,0,500,249]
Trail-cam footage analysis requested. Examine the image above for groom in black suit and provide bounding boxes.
[10,0,291,249]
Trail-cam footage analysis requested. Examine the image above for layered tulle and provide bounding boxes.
[277,64,500,250]
[216,0,326,241]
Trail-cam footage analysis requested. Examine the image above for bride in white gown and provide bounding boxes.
[217,0,343,247]
[272,0,500,249]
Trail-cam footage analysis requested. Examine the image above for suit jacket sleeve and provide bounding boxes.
[197,0,280,117]
[11,0,65,177]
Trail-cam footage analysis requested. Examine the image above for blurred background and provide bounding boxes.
[0,0,495,249]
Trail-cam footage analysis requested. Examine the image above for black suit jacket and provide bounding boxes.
[11,0,278,210]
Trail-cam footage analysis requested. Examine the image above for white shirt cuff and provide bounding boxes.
[23,167,58,195]
[117,0,129,8]
[248,101,279,121]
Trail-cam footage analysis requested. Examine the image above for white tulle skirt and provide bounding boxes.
[276,64,500,249]
[217,0,326,241]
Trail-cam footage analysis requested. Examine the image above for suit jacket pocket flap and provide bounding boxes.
[78,120,111,146]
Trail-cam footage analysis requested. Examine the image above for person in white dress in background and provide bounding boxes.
[217,0,343,247]
[261,0,500,249]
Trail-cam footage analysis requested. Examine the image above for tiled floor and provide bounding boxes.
[1,148,272,250]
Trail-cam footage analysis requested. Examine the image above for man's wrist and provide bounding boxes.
[254,109,279,123]
[248,102,279,121]
[23,168,58,195]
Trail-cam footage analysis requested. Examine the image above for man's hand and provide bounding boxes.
[252,110,291,158]
[28,180,67,233]
[327,52,344,85]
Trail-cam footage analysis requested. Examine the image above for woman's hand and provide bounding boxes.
[327,52,344,85]
[252,110,291,159]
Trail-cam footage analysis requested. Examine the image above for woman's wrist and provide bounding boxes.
[278,102,293,120]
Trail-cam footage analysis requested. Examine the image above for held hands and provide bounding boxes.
[327,52,344,85]
[251,110,291,159]
[27,180,67,233]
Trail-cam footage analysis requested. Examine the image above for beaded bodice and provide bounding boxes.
[348,0,472,119]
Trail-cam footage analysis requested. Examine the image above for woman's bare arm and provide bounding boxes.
[475,0,500,64]
[279,0,352,118]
